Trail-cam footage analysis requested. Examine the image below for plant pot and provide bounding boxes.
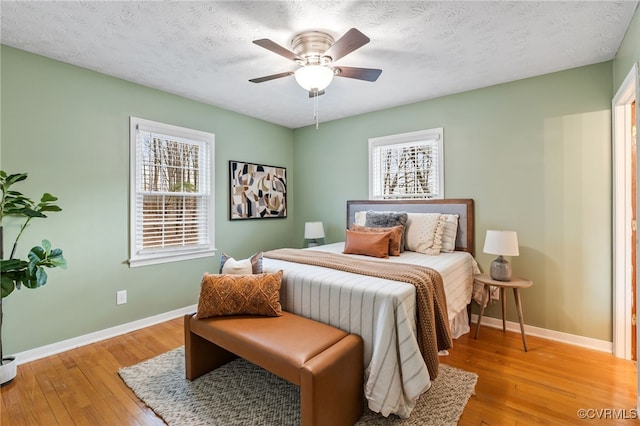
[0,356,17,386]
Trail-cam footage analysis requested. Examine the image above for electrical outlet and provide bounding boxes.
[116,290,127,305]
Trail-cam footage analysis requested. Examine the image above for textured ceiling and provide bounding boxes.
[1,1,638,129]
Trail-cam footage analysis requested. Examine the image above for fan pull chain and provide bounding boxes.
[313,91,320,129]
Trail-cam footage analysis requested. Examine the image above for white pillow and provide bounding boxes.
[405,213,444,255]
[221,257,253,274]
[354,211,367,226]
[440,214,459,253]
[219,252,263,274]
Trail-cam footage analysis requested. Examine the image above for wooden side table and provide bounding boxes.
[473,273,533,351]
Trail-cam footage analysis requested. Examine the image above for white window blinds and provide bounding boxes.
[369,128,444,199]
[129,117,215,267]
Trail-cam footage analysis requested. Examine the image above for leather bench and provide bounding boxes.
[184,311,364,426]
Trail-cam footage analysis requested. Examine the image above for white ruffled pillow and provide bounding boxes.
[405,213,444,255]
[440,214,459,253]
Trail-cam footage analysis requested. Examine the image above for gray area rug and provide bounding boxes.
[119,347,477,426]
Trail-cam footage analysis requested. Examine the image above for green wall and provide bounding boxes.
[613,3,640,92]
[293,62,613,341]
[0,46,295,354]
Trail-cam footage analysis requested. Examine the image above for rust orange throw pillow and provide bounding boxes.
[196,270,283,319]
[343,229,391,258]
[350,224,403,256]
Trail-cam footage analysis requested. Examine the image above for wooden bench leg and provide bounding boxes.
[184,314,237,380]
[300,334,364,426]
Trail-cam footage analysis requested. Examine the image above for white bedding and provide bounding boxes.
[317,243,479,334]
[263,242,479,418]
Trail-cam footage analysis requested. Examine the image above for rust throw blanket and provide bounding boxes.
[264,248,452,378]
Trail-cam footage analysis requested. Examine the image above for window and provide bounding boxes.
[368,128,444,200]
[129,117,215,267]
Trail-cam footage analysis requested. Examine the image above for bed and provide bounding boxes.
[262,199,479,418]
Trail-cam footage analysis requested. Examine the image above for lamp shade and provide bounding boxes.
[294,65,334,92]
[483,230,519,256]
[304,221,325,239]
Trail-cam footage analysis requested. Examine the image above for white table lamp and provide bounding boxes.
[304,221,325,247]
[483,230,519,281]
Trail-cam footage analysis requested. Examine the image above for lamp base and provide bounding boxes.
[490,256,512,281]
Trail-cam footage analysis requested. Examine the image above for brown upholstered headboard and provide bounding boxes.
[346,199,475,255]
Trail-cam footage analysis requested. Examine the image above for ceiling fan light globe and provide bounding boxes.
[294,65,334,92]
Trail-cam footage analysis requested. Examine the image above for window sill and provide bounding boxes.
[128,249,216,268]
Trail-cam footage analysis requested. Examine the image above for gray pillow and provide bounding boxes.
[364,211,408,251]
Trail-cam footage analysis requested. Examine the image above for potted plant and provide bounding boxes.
[0,171,66,386]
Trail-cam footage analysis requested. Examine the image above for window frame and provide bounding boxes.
[368,128,444,200]
[129,117,215,267]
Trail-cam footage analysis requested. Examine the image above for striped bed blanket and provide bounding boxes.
[263,248,452,380]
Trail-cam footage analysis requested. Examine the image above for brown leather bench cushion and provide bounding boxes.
[189,311,350,385]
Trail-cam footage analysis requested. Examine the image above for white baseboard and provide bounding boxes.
[471,314,613,353]
[12,304,198,365]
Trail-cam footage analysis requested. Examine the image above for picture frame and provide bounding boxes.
[229,160,287,220]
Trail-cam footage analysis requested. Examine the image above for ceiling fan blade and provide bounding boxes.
[308,90,325,98]
[249,71,294,83]
[253,39,301,62]
[323,28,370,62]
[334,66,382,82]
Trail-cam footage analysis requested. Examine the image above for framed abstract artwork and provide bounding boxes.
[229,160,287,220]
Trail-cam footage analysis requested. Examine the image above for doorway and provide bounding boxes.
[633,98,637,361]
[613,64,638,361]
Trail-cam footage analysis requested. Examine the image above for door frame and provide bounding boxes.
[613,63,638,360]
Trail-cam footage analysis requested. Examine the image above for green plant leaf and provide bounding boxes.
[3,201,33,211]
[49,257,67,269]
[25,242,66,271]
[35,267,48,287]
[3,200,26,208]
[48,247,67,269]
[28,246,45,262]
[5,192,34,202]
[21,278,37,289]
[40,193,58,203]
[4,173,28,186]
[3,208,26,216]
[1,170,67,297]
[25,210,47,218]
[27,258,37,276]
[1,258,27,272]
[1,275,16,298]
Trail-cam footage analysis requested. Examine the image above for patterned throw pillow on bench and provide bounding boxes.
[196,270,283,319]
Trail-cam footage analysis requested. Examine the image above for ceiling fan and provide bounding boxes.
[249,28,382,97]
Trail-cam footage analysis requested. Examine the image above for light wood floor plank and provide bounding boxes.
[0,318,636,425]
[19,357,74,426]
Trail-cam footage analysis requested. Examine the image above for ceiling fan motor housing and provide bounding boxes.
[291,31,334,66]
[249,27,380,87]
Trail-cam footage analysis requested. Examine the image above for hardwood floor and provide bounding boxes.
[1,318,637,425]
[451,328,637,425]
